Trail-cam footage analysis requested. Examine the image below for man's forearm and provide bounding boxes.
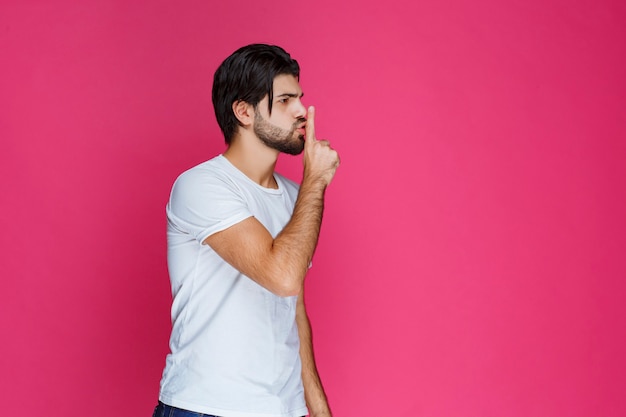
[203,175,331,297]
[269,177,327,294]
[297,296,331,416]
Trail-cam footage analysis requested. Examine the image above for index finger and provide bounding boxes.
[305,106,316,142]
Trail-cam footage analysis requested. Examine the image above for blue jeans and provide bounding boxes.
[152,401,305,417]
[152,402,219,417]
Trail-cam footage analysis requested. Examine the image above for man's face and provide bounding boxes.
[253,74,307,155]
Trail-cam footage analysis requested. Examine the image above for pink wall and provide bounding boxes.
[1,0,625,415]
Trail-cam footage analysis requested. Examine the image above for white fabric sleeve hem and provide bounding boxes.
[197,212,253,244]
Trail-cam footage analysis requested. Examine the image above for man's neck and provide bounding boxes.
[223,135,279,189]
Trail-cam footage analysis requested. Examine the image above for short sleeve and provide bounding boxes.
[166,167,253,244]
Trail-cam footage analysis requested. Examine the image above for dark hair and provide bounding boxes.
[212,44,300,144]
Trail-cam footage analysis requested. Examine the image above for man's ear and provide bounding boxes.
[232,100,254,126]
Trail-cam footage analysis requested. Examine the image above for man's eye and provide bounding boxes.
[278,98,289,103]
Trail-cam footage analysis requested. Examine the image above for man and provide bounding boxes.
[154,44,339,417]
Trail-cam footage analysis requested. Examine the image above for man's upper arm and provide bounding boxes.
[169,166,301,296]
[203,217,292,295]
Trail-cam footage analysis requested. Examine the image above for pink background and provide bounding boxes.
[1,0,625,415]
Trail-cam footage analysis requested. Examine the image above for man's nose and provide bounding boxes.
[294,99,306,119]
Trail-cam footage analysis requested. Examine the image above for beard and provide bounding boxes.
[254,109,306,155]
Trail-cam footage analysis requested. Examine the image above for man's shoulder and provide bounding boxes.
[170,155,242,199]
[178,154,225,175]
[175,155,232,183]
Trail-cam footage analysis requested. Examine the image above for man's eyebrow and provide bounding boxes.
[275,92,304,98]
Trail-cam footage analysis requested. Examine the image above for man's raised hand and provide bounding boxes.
[303,106,340,187]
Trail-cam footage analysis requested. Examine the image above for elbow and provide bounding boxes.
[272,279,302,298]
[266,267,304,297]
[260,257,306,297]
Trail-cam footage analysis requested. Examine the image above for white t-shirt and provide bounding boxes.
[159,155,307,417]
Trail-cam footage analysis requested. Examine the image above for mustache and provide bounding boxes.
[293,117,307,128]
